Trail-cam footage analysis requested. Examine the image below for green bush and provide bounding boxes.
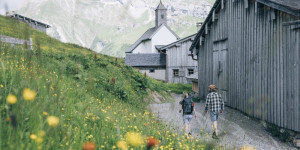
[166,83,192,94]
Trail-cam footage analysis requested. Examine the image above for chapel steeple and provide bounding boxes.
[155,0,167,28]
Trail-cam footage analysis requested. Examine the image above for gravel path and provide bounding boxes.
[148,94,296,150]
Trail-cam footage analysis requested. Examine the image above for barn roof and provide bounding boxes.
[257,0,300,17]
[8,13,51,28]
[158,34,196,50]
[126,24,179,53]
[189,0,300,53]
[125,53,166,67]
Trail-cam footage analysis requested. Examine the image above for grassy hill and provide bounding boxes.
[0,16,215,149]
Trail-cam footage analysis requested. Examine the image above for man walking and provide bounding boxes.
[204,84,224,139]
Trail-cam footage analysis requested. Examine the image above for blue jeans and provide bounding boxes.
[210,111,220,122]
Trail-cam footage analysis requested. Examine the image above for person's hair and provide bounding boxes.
[180,92,189,101]
[183,92,189,98]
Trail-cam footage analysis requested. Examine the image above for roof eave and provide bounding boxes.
[159,34,196,50]
[257,0,300,18]
[11,14,51,27]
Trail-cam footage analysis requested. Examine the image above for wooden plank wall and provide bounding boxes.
[167,39,198,83]
[197,0,300,132]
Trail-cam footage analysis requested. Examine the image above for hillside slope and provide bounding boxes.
[16,0,214,57]
[0,16,214,149]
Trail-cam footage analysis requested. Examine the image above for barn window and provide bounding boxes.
[161,14,164,19]
[173,69,179,77]
[188,69,194,75]
[149,69,155,73]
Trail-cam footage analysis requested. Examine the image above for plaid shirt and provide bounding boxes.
[205,92,224,112]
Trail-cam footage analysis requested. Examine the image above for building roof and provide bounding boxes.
[156,0,167,10]
[126,24,179,53]
[257,0,300,17]
[155,45,165,49]
[158,34,196,50]
[8,13,51,28]
[125,53,166,67]
[189,0,300,53]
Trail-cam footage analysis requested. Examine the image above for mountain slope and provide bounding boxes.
[16,0,214,57]
[0,15,216,149]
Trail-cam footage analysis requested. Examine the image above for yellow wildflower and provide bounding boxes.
[126,132,143,146]
[38,146,42,150]
[88,134,93,139]
[30,134,37,140]
[47,116,60,127]
[23,88,36,101]
[117,141,127,150]
[38,130,46,137]
[6,94,17,104]
[43,112,48,116]
[36,137,43,143]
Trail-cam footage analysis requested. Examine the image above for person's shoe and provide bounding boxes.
[188,132,192,136]
[212,131,217,139]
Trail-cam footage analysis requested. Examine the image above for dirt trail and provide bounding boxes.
[148,94,296,150]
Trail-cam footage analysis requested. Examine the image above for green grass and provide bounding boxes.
[0,15,216,149]
[166,83,193,94]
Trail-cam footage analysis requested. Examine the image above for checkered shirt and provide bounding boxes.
[205,92,224,112]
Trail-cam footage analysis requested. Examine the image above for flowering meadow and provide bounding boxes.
[0,15,217,149]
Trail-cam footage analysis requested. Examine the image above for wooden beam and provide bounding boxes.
[255,1,258,13]
[212,10,216,22]
[199,36,205,45]
[221,0,224,9]
[271,9,276,20]
[193,48,196,55]
[199,36,202,45]
[244,0,248,9]
[205,24,208,34]
[282,20,300,26]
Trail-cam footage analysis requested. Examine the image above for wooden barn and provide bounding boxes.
[157,34,198,83]
[189,0,300,132]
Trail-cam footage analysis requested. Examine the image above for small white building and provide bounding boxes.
[125,1,179,81]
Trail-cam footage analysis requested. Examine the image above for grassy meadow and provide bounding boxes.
[0,15,215,150]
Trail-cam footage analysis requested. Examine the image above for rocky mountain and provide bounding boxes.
[17,0,214,57]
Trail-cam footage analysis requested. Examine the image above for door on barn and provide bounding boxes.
[213,40,228,103]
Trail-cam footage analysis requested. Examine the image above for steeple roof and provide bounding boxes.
[155,0,167,10]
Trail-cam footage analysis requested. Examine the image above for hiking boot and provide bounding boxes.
[188,132,192,136]
[212,132,219,139]
[212,131,217,139]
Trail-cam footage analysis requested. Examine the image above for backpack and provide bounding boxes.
[183,97,194,114]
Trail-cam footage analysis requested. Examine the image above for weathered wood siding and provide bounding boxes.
[197,0,300,132]
[167,39,198,83]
